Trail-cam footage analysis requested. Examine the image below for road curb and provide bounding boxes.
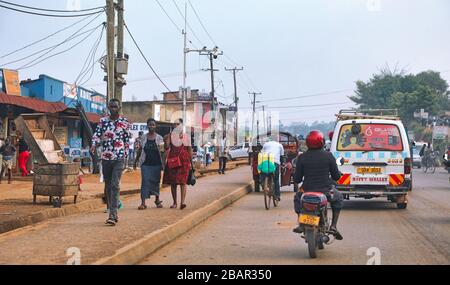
[92,181,254,265]
[0,197,106,234]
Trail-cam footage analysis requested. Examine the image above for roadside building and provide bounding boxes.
[122,89,230,147]
[0,70,104,173]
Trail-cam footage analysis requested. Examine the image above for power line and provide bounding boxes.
[261,89,354,102]
[240,102,353,109]
[0,1,105,13]
[1,25,101,68]
[153,0,197,48]
[0,12,104,67]
[154,0,182,33]
[77,26,106,87]
[187,0,217,47]
[0,3,104,17]
[85,69,204,87]
[0,13,98,59]
[18,23,104,70]
[124,22,172,92]
[171,0,204,47]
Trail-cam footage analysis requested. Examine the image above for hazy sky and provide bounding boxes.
[1,0,449,124]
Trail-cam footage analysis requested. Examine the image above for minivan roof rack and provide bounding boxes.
[336,109,400,121]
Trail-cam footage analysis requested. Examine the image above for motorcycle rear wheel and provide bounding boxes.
[306,228,317,258]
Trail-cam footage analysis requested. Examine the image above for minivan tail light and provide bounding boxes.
[404,158,412,174]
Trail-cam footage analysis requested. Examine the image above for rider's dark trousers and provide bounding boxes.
[294,188,343,215]
[259,163,281,199]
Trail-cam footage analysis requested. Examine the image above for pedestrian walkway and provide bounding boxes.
[0,160,248,234]
[0,166,252,265]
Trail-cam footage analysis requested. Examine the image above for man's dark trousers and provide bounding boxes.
[102,160,124,220]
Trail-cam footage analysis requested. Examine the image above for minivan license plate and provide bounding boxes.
[357,167,382,174]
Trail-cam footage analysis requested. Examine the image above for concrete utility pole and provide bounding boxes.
[115,0,126,103]
[262,105,267,135]
[201,47,222,139]
[106,0,115,103]
[182,3,188,131]
[225,67,243,145]
[249,92,262,146]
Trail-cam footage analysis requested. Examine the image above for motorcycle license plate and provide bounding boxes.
[299,214,320,226]
[357,167,382,174]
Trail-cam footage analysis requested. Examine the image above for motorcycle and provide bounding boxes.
[443,152,450,173]
[298,191,336,258]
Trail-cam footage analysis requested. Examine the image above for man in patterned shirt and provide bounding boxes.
[91,99,131,226]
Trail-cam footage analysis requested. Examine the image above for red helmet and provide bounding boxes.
[306,130,325,149]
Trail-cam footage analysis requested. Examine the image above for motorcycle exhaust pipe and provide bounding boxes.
[321,235,330,244]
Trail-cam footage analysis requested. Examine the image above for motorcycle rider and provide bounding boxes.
[292,130,344,240]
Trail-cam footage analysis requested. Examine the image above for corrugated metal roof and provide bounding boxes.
[0,91,68,113]
[85,112,102,123]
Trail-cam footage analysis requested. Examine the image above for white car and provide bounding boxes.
[228,143,249,160]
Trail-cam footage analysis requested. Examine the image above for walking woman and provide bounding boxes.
[17,132,31,176]
[163,119,192,210]
[138,119,165,210]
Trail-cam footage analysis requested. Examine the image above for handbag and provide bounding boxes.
[187,158,196,186]
[167,149,182,169]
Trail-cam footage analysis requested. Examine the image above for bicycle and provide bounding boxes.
[422,151,438,174]
[261,172,278,210]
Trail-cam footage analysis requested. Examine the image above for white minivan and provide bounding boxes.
[330,110,412,209]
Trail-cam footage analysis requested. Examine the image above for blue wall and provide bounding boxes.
[20,74,106,114]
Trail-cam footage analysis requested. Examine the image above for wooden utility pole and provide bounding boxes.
[115,0,125,103]
[106,0,115,103]
[225,67,243,145]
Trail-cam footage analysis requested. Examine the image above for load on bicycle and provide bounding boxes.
[250,131,300,195]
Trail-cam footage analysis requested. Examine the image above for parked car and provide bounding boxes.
[228,142,250,160]
[412,147,421,168]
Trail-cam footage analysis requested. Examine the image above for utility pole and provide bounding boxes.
[106,0,115,103]
[200,47,222,139]
[115,0,127,104]
[182,3,188,132]
[262,105,267,135]
[225,67,243,145]
[249,92,262,147]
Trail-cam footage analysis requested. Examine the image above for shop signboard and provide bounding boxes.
[3,69,21,96]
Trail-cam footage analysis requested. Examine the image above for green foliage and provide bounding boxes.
[350,70,449,123]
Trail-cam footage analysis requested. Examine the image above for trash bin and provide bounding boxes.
[33,162,80,207]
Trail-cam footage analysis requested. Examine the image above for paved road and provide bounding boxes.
[141,169,450,265]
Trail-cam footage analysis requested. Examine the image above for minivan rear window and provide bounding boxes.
[337,124,403,151]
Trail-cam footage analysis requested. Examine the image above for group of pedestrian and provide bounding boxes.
[92,99,202,226]
[0,132,32,184]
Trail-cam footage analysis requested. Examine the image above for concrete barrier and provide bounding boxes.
[93,182,254,265]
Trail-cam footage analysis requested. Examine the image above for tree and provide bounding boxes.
[350,69,449,123]
[390,86,441,125]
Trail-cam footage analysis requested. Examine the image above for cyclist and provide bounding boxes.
[261,133,285,202]
[292,130,344,240]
